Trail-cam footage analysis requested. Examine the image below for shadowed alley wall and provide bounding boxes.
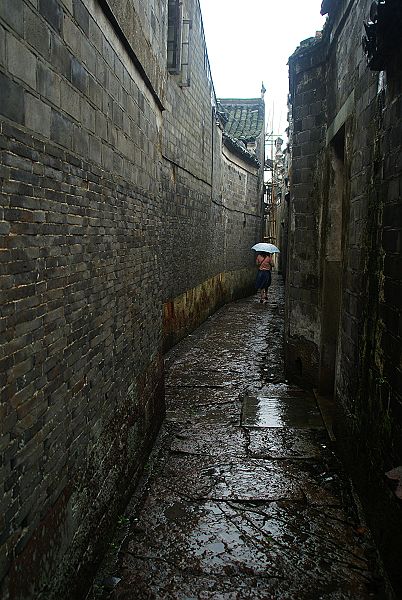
[286,0,402,592]
[0,0,264,597]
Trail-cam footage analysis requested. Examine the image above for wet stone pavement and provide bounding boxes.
[91,276,387,600]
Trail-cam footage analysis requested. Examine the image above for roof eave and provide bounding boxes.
[222,133,260,168]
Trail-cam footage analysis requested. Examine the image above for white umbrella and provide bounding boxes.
[251,243,280,253]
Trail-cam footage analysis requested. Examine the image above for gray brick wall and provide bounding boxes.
[285,42,327,385]
[0,0,264,597]
[287,0,402,591]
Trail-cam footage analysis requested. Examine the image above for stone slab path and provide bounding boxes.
[90,276,388,600]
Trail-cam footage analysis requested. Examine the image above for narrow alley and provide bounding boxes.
[91,277,387,600]
[1,0,402,597]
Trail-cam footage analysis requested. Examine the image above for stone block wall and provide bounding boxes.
[221,152,263,273]
[320,4,402,591]
[285,41,327,385]
[0,0,264,597]
[160,139,263,350]
[287,0,402,592]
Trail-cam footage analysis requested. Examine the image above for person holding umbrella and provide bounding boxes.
[251,243,280,304]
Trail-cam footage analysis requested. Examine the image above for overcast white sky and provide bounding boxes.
[199,0,326,139]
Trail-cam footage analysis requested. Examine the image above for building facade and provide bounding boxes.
[0,0,264,597]
[285,0,402,591]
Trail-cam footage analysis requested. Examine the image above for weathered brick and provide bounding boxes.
[0,0,23,35]
[0,72,25,124]
[0,23,5,65]
[24,4,51,58]
[60,80,80,121]
[383,203,402,228]
[25,94,52,138]
[0,221,11,235]
[72,0,89,35]
[50,31,71,78]
[88,16,102,53]
[7,34,36,90]
[63,13,81,56]
[37,62,61,106]
[382,229,401,253]
[39,0,63,33]
[80,98,95,132]
[70,56,87,93]
[50,109,73,148]
[7,357,34,383]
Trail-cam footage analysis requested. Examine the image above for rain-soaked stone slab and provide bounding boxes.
[170,424,247,457]
[165,387,241,425]
[248,428,332,459]
[154,455,343,506]
[166,403,240,426]
[165,386,241,408]
[167,366,260,389]
[112,494,379,600]
[242,395,324,429]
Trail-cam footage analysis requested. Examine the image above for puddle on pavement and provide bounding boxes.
[242,395,324,429]
[256,383,308,397]
[248,428,330,459]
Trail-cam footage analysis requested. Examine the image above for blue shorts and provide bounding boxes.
[255,270,271,290]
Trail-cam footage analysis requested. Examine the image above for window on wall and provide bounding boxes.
[180,18,192,87]
[167,0,192,86]
[167,0,182,73]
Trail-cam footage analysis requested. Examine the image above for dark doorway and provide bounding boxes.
[319,126,345,394]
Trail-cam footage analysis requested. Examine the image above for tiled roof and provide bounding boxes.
[217,98,264,143]
[222,132,260,168]
[291,36,320,58]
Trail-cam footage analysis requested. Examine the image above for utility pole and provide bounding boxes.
[264,125,282,245]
